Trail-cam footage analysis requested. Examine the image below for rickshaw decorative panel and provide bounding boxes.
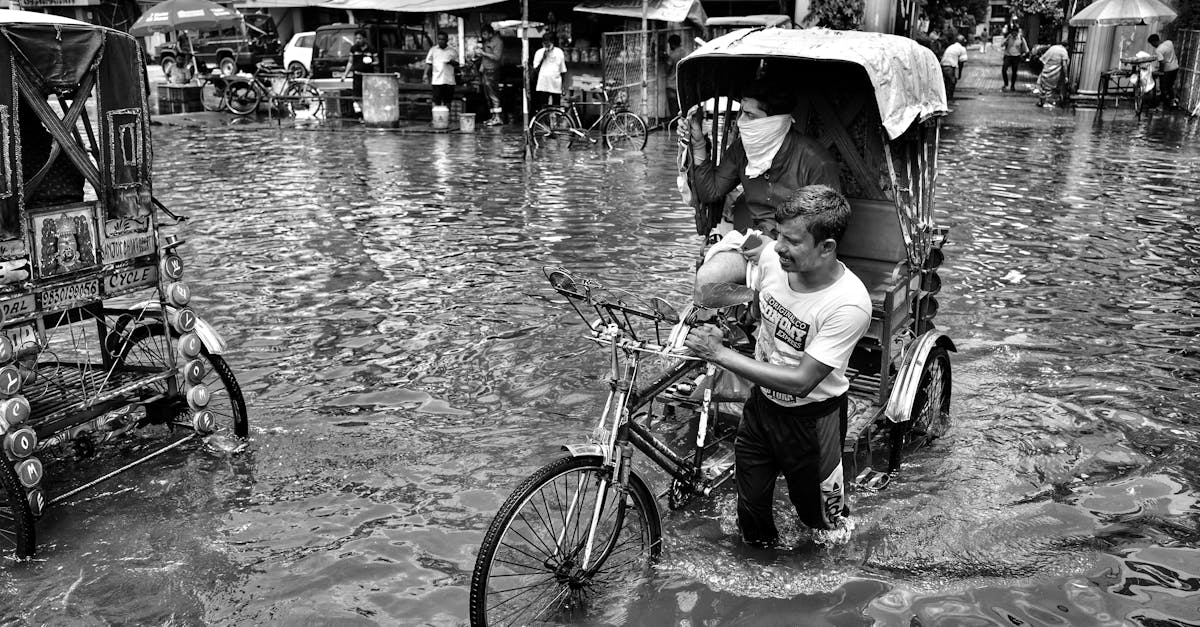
[97,34,151,220]
[100,215,153,263]
[0,292,34,324]
[102,263,157,298]
[31,203,98,278]
[0,36,20,253]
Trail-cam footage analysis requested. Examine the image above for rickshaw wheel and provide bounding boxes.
[529,108,572,146]
[115,323,248,439]
[603,111,647,150]
[887,347,951,472]
[0,459,36,560]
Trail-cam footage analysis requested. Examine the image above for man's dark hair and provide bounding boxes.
[542,35,555,46]
[668,34,681,46]
[1148,34,1161,45]
[354,29,366,38]
[741,77,796,116]
[776,185,851,244]
[438,31,449,39]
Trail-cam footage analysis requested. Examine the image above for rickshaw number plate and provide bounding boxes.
[38,279,101,312]
[105,265,158,297]
[0,294,35,323]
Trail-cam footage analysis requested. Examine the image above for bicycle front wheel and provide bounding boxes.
[603,111,647,150]
[469,454,661,627]
[528,108,574,146]
[226,81,260,116]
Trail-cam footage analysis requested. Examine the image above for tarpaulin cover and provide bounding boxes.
[677,28,948,139]
[317,0,504,11]
[574,0,706,27]
[2,23,103,96]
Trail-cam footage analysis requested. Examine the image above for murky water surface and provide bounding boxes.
[1,109,1198,625]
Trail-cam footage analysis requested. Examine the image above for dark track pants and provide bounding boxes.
[735,388,847,544]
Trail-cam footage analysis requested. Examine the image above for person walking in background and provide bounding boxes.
[1148,34,1179,109]
[665,34,687,121]
[940,35,968,100]
[1001,27,1028,91]
[478,25,504,126]
[532,35,567,111]
[424,31,460,109]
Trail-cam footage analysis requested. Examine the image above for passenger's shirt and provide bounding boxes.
[747,246,872,407]
[426,45,459,85]
[691,128,842,227]
[1156,40,1179,72]
[941,42,968,68]
[533,46,567,93]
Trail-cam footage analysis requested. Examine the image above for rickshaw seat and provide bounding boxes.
[838,198,912,321]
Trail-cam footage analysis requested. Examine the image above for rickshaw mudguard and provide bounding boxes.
[562,443,609,458]
[131,300,229,355]
[884,331,956,423]
[558,445,661,528]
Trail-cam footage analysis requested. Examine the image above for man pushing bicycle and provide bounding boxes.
[684,185,871,546]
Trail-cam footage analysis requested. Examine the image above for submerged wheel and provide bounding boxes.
[226,81,260,116]
[469,455,661,627]
[283,83,323,118]
[887,346,951,472]
[528,108,573,146]
[0,460,35,560]
[115,323,248,438]
[603,111,647,150]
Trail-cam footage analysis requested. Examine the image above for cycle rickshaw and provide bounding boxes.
[0,10,246,561]
[470,28,952,625]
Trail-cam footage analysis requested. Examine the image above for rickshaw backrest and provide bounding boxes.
[839,198,906,264]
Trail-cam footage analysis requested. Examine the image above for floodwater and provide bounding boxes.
[1,106,1198,625]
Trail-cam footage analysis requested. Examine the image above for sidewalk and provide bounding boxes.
[954,46,1039,100]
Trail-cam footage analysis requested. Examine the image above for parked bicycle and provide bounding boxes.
[200,61,323,117]
[1121,55,1158,118]
[528,83,648,150]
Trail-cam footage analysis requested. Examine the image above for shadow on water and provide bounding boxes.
[1,107,1198,625]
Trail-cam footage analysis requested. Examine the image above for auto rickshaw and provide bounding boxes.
[470,27,952,626]
[0,10,246,561]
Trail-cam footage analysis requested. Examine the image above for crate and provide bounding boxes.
[156,84,203,114]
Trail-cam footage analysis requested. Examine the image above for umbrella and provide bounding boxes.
[130,0,244,79]
[128,0,242,36]
[1068,0,1177,26]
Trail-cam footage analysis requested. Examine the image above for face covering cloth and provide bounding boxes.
[738,114,792,179]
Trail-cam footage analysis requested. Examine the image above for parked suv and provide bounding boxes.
[155,14,282,76]
[310,23,433,83]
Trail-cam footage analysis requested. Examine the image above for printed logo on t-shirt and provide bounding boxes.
[763,294,808,352]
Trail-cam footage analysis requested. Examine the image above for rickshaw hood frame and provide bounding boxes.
[677,28,948,140]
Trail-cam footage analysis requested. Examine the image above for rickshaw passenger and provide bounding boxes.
[684,185,871,546]
[683,78,841,238]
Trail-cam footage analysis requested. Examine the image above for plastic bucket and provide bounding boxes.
[431,105,450,129]
[459,112,476,132]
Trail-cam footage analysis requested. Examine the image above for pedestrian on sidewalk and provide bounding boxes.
[1148,34,1179,109]
[532,35,568,111]
[478,25,504,125]
[941,35,968,100]
[342,29,378,114]
[1001,27,1029,91]
[425,31,460,108]
[1034,41,1069,107]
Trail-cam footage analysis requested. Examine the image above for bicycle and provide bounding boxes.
[1121,56,1158,118]
[200,62,323,118]
[469,267,756,626]
[528,84,648,150]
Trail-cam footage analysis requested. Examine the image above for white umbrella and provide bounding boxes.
[1068,0,1177,26]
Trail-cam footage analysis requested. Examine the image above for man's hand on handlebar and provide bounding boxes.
[683,323,726,361]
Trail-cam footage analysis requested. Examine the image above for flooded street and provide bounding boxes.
[1,103,1198,625]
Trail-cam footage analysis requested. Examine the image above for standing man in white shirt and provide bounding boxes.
[424,31,460,109]
[940,35,968,100]
[532,35,567,111]
[1148,34,1179,109]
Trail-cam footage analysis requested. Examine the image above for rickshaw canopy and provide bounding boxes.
[677,28,948,140]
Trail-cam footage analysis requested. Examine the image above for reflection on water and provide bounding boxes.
[1,109,1199,625]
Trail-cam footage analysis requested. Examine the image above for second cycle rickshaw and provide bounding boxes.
[471,27,954,626]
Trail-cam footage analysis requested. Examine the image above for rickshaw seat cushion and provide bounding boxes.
[841,257,905,311]
[839,198,908,264]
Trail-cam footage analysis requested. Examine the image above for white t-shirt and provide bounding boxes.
[941,42,968,69]
[533,46,567,93]
[747,246,872,407]
[1156,40,1179,72]
[425,45,459,85]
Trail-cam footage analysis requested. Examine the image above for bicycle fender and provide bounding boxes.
[561,443,608,458]
[131,300,229,355]
[884,331,956,424]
